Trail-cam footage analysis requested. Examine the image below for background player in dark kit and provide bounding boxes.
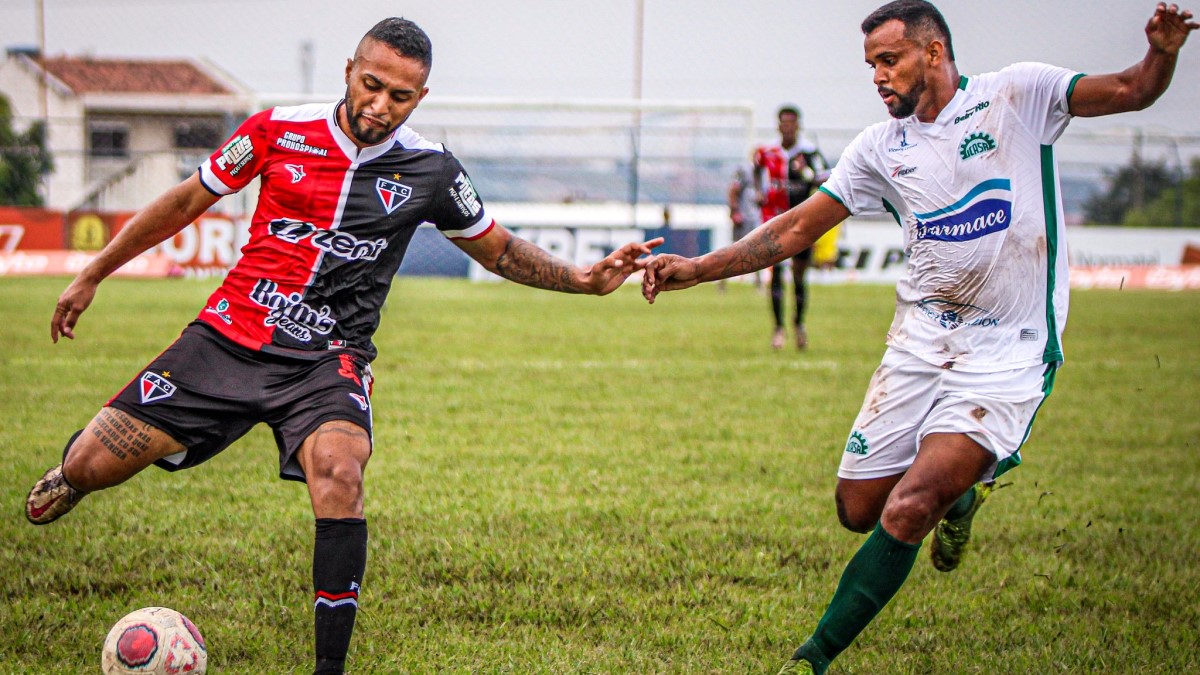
[753,106,829,350]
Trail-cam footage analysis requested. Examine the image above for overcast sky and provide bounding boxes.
[3,0,1198,157]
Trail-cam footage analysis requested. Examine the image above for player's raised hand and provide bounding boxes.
[1147,3,1198,54]
[585,236,664,295]
[50,276,99,343]
[641,254,702,304]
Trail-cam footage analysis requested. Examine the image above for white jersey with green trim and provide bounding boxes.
[821,62,1083,373]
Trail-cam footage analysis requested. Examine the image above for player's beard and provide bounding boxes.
[881,77,926,119]
[342,91,398,146]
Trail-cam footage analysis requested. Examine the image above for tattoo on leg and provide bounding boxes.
[316,425,371,443]
[90,409,156,462]
[494,237,581,293]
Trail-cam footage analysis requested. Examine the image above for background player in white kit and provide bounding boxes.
[640,2,1196,672]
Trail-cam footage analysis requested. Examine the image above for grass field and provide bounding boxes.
[1,276,1198,674]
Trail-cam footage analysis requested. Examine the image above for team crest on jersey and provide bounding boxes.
[913,178,1012,243]
[139,372,177,404]
[959,132,997,160]
[376,178,412,214]
[285,164,306,184]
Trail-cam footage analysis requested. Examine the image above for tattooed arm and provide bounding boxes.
[642,191,849,303]
[454,223,662,296]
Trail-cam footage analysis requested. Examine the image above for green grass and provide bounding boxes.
[1,276,1198,674]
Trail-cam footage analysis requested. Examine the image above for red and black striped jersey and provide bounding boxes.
[196,101,493,361]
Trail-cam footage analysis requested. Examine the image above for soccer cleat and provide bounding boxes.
[771,328,786,350]
[25,464,86,525]
[795,326,808,350]
[776,657,819,675]
[930,481,994,572]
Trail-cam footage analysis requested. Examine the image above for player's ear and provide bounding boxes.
[418,86,430,104]
[927,39,945,67]
[345,57,355,84]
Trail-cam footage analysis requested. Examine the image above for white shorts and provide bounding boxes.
[839,348,1058,481]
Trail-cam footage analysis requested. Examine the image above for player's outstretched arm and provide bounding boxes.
[643,191,848,304]
[51,173,219,343]
[454,224,663,295]
[1069,3,1198,117]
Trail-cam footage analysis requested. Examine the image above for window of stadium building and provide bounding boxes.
[173,120,224,150]
[88,123,130,159]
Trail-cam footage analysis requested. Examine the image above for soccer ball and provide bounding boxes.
[101,607,207,674]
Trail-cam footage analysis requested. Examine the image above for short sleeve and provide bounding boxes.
[818,127,890,217]
[426,153,493,240]
[198,109,273,196]
[1002,62,1084,145]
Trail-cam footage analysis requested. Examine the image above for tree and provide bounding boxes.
[0,93,54,207]
[1122,157,1200,228]
[1081,156,1177,225]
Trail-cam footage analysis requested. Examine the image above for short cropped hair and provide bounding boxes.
[365,17,433,70]
[778,105,801,121]
[861,0,955,62]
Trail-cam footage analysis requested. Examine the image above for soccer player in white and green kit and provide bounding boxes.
[641,1,1196,672]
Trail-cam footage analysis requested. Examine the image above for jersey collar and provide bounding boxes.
[327,100,400,165]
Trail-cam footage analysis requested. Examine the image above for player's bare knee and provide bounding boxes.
[835,491,875,533]
[62,439,107,492]
[880,491,940,540]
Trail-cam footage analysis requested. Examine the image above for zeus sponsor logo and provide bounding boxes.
[215,135,254,175]
[250,279,336,342]
[913,179,1012,243]
[268,218,387,261]
[449,172,482,217]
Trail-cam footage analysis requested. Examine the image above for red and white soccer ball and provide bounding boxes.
[101,607,207,674]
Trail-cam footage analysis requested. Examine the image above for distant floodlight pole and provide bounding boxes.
[630,0,644,220]
[36,0,49,204]
[36,0,47,122]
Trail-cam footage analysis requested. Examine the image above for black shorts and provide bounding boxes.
[109,322,374,482]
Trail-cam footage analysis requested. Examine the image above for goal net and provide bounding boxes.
[257,94,755,279]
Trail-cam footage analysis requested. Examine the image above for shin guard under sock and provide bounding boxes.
[313,517,367,674]
[805,522,920,666]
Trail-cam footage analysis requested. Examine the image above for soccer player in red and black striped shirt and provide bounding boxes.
[26,18,660,674]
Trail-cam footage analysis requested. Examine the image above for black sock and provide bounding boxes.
[313,518,367,675]
[60,430,84,492]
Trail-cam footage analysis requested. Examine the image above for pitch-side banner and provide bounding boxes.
[0,250,178,278]
[1,207,1197,288]
[802,221,1200,289]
